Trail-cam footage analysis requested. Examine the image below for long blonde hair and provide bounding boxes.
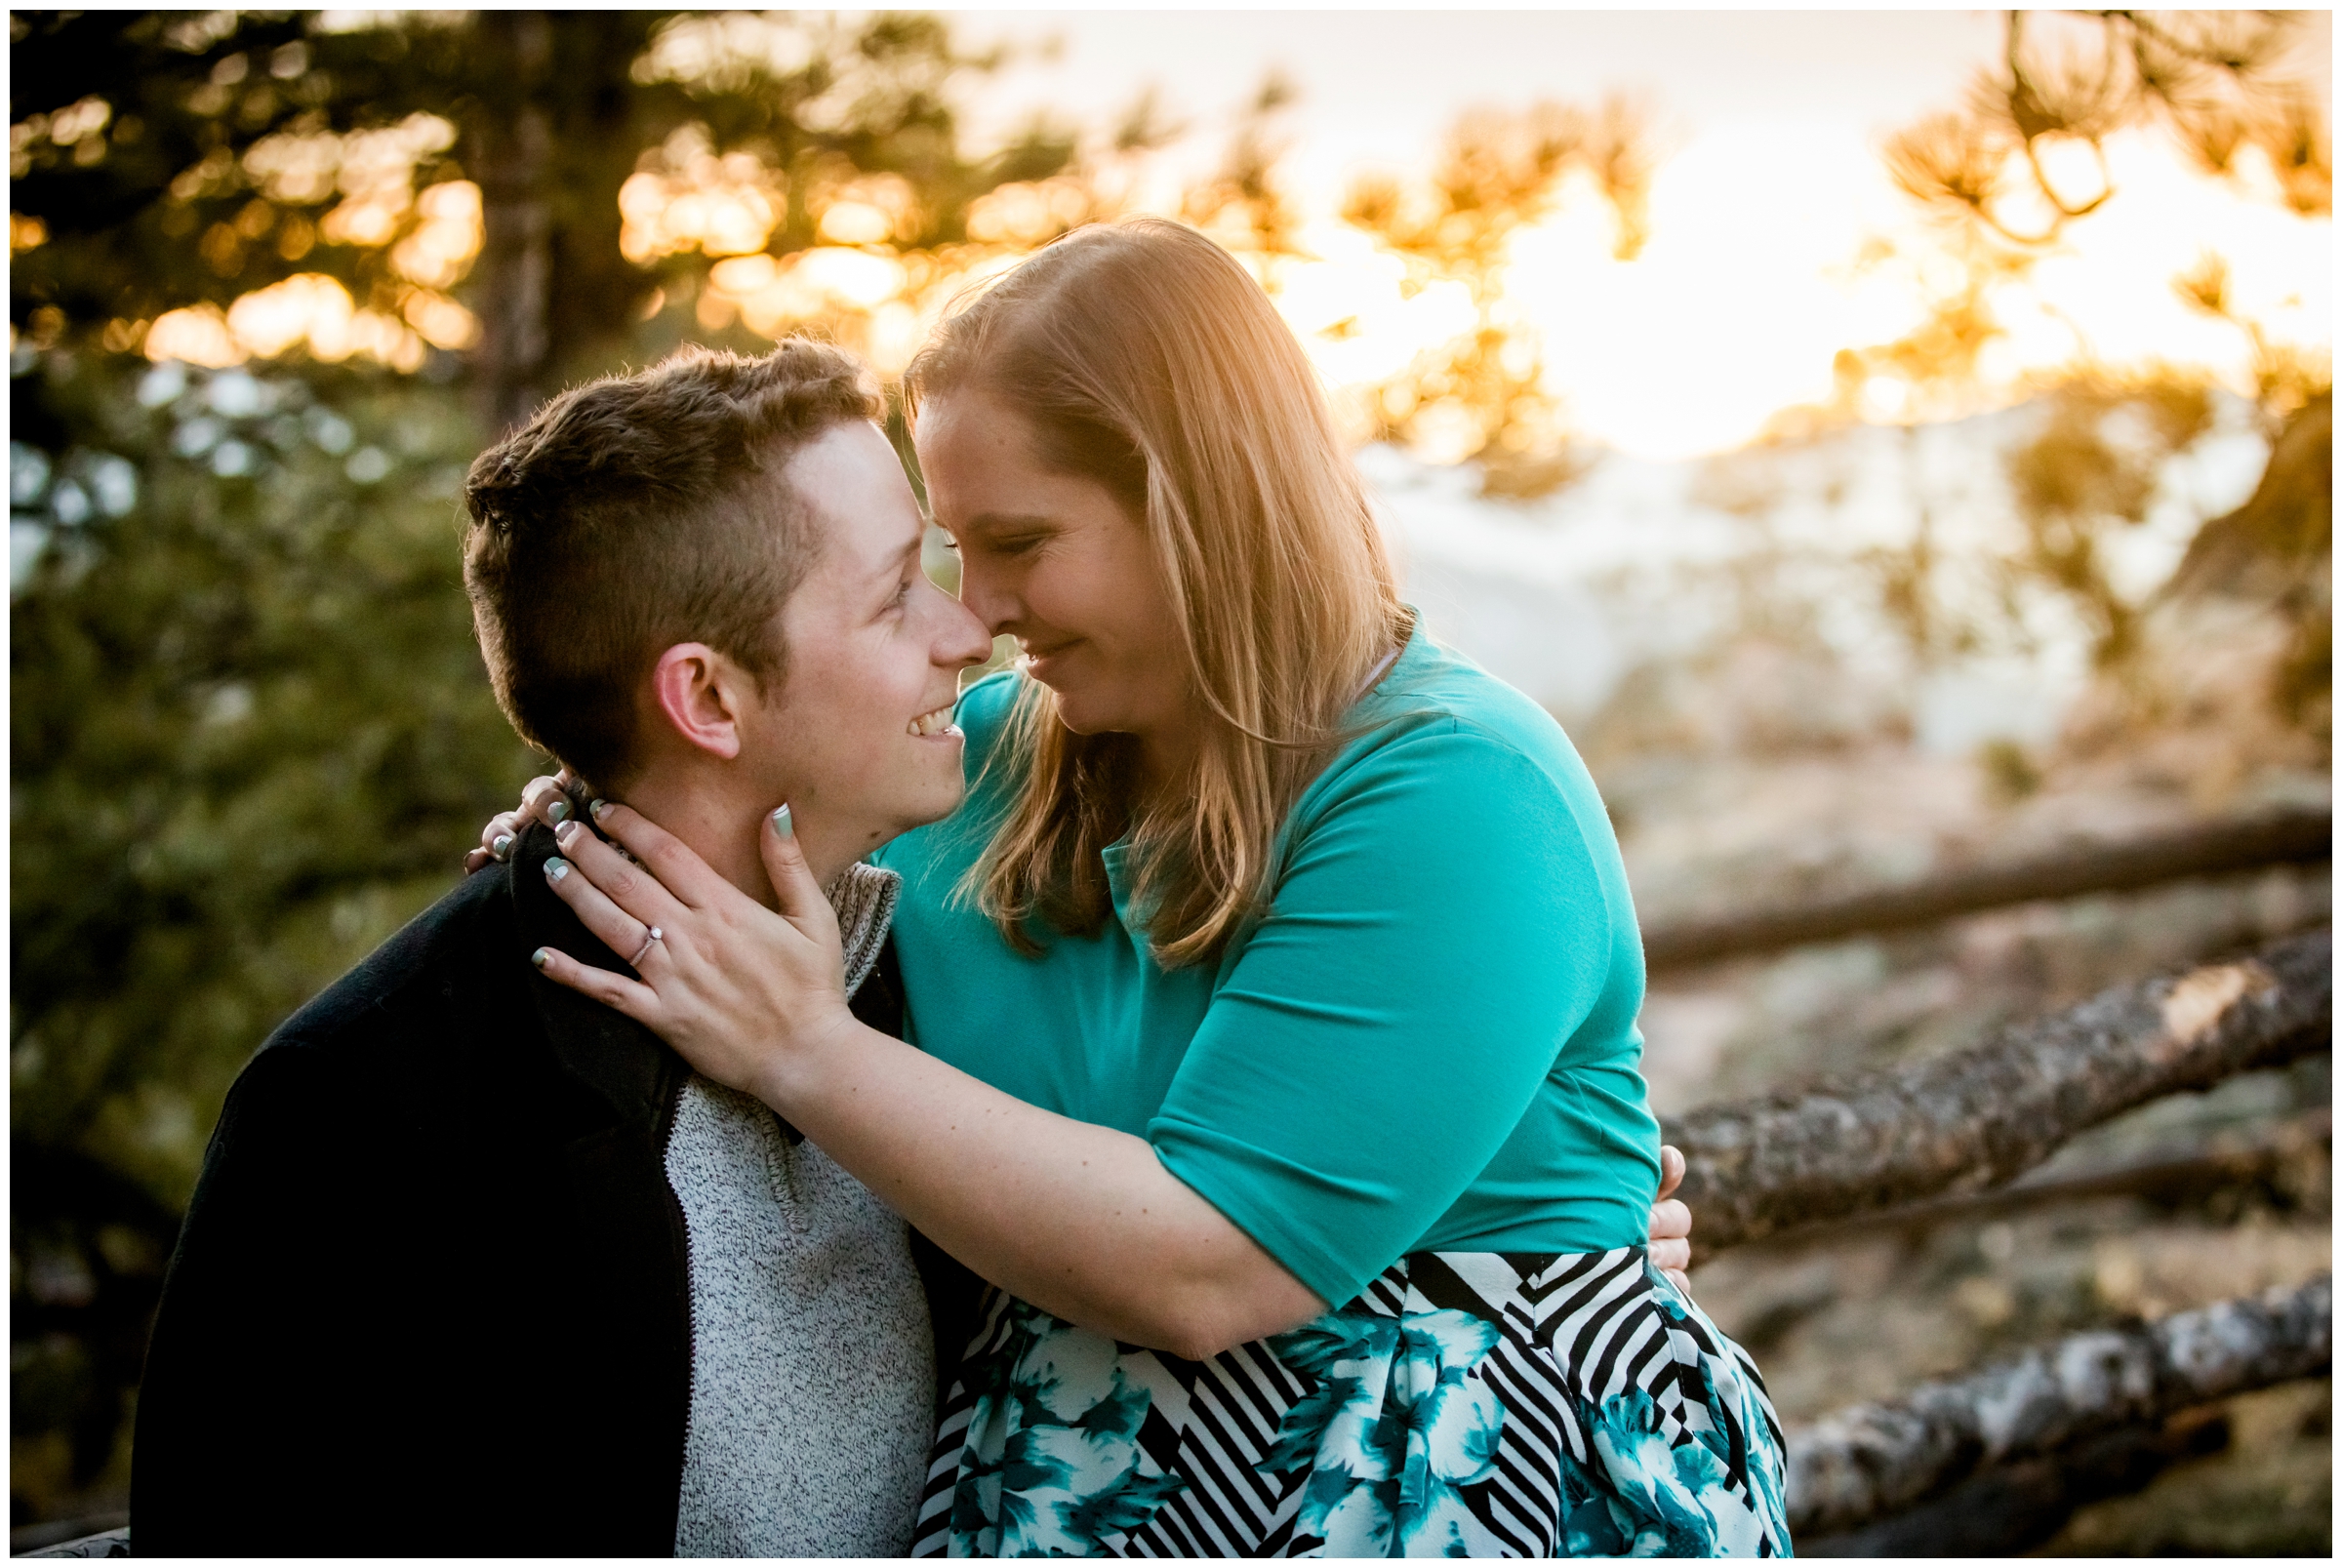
[905,219,1410,967]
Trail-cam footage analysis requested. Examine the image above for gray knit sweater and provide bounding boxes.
[665,864,935,1557]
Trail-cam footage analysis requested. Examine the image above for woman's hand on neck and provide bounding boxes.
[628,643,862,903]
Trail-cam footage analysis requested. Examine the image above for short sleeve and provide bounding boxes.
[1146,720,1618,1307]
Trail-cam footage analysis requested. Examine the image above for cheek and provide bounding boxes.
[785,656,907,764]
[1043,550,1165,648]
[1114,559,1184,662]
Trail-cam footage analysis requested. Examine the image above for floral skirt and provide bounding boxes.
[911,1248,1792,1557]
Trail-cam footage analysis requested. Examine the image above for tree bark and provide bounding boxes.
[469,11,555,437]
[1666,929,2330,1250]
[1784,1271,2331,1539]
[1739,1106,2328,1251]
[1795,1407,2231,1556]
[1641,807,2329,972]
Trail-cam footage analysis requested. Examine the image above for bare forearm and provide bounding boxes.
[758,1020,1323,1357]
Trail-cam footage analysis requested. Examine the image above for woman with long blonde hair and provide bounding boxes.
[510,219,1787,1556]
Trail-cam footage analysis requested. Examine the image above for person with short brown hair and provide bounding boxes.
[464,341,875,791]
[131,340,994,1556]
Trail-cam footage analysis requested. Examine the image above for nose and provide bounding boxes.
[931,584,995,672]
[951,553,1020,638]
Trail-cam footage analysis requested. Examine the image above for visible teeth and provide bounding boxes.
[909,704,955,738]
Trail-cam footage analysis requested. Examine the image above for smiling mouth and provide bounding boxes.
[908,703,959,739]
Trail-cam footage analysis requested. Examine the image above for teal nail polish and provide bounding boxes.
[590,798,612,823]
[547,799,570,824]
[772,805,792,837]
[532,947,550,969]
[492,833,513,861]
[545,857,569,882]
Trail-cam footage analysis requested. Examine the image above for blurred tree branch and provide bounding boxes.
[1179,72,1308,273]
[1887,9,2330,251]
[1341,95,1658,497]
[1805,10,2330,706]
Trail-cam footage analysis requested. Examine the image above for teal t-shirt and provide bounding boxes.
[873,623,1662,1307]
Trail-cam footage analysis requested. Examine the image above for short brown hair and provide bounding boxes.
[463,341,879,789]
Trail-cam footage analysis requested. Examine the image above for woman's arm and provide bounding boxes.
[531,804,1323,1358]
[505,784,1691,1331]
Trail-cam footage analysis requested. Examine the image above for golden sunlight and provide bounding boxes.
[1272,127,2330,461]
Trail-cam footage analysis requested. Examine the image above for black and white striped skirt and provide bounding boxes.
[912,1248,1791,1557]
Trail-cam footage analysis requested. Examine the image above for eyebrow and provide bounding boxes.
[868,535,920,588]
[955,511,1061,538]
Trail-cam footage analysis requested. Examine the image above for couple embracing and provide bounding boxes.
[132,220,1790,1558]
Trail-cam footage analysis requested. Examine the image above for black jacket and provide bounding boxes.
[130,824,971,1556]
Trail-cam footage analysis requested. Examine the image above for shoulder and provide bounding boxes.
[197,869,523,1183]
[1271,638,1635,936]
[1312,637,1604,833]
[251,867,516,1078]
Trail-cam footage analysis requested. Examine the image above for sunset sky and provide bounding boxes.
[950,9,2334,459]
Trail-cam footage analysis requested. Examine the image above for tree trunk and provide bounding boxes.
[1784,1271,2331,1539]
[1665,929,2330,1250]
[469,11,555,437]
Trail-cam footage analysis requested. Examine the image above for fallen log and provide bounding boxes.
[1641,806,2330,972]
[1795,1406,2231,1556]
[1783,1271,2331,1540]
[1665,928,2330,1250]
[1734,1106,2329,1252]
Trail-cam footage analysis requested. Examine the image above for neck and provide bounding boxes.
[1133,711,1203,806]
[620,768,859,908]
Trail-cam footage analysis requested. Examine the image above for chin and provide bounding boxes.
[1047,692,1122,737]
[898,767,968,830]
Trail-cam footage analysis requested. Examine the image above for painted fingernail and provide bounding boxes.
[545,857,569,882]
[590,798,612,823]
[547,799,570,824]
[771,805,792,837]
[531,947,550,969]
[492,833,514,861]
[554,818,580,844]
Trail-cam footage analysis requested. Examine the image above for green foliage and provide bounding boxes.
[10,11,484,345]
[10,349,538,1208]
[9,11,1079,392]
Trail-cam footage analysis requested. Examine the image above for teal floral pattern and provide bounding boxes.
[916,1250,1791,1558]
[1265,1307,1506,1554]
[944,1304,1188,1556]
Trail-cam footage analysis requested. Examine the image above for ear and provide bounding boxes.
[647,643,756,761]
